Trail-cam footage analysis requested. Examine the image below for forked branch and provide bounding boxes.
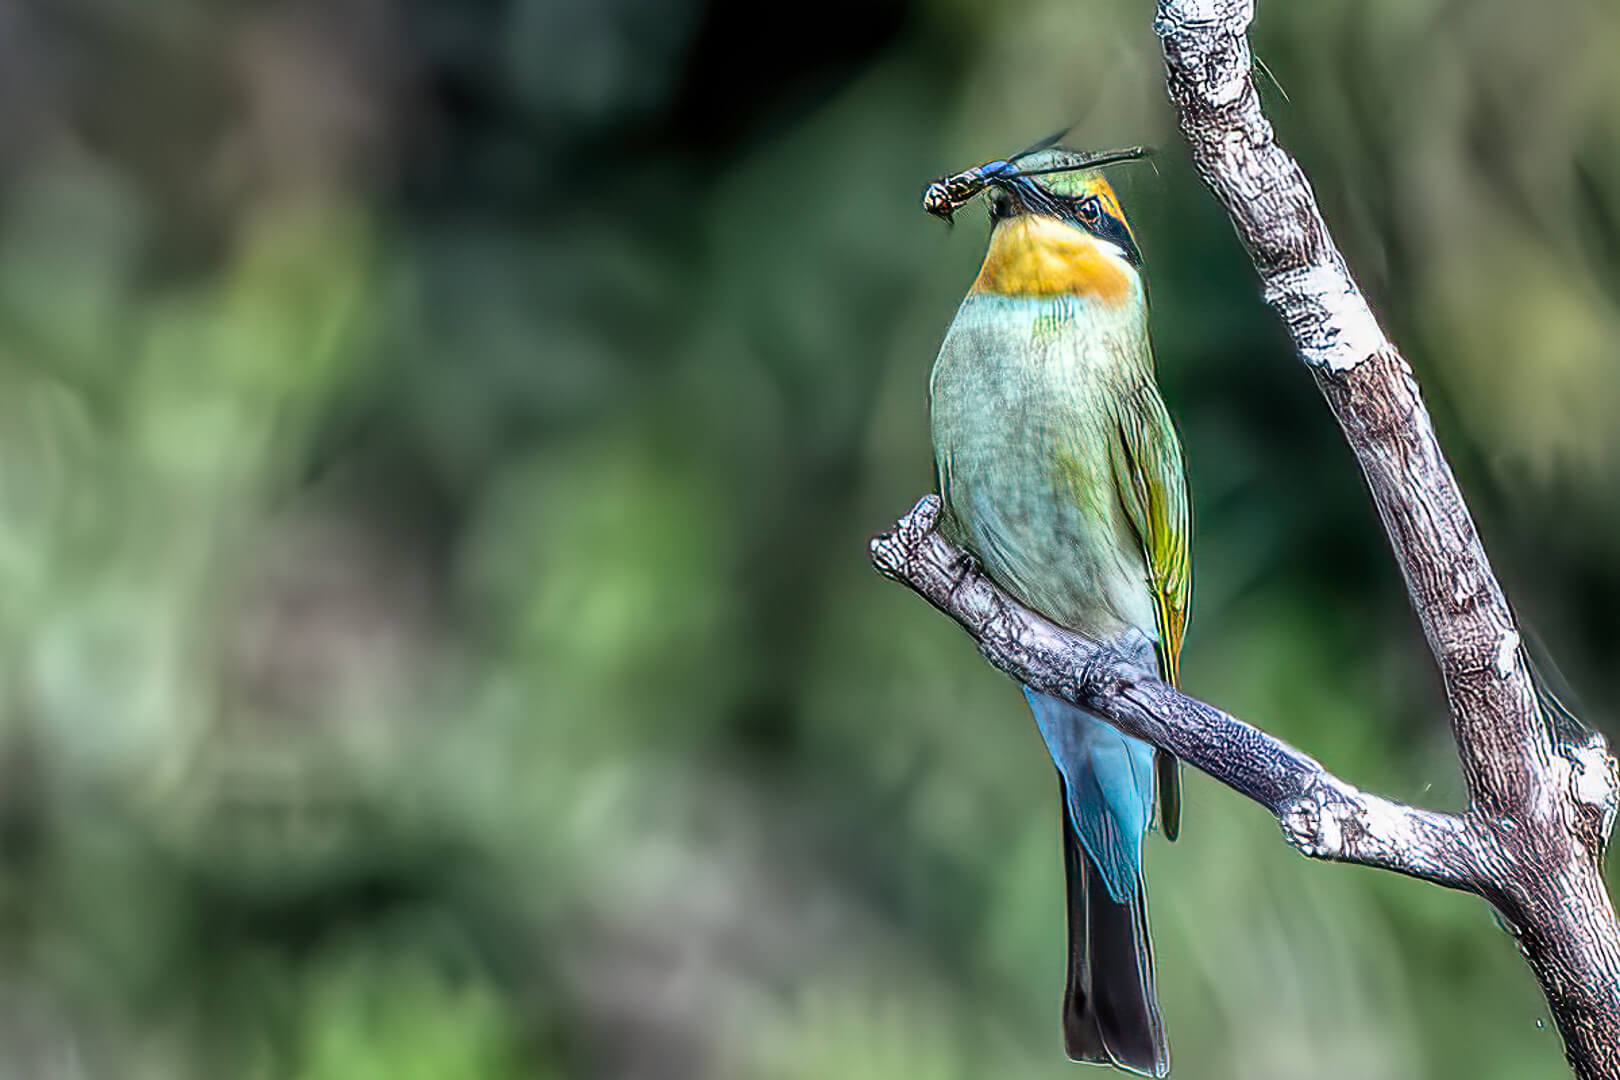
[872,494,1487,891]
[873,0,1620,1075]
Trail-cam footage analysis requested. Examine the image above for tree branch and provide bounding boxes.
[1150,3,1620,1074]
[871,495,1487,891]
[1154,0,1546,822]
[870,0,1620,1074]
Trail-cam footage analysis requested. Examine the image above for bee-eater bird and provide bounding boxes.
[924,142,1187,1077]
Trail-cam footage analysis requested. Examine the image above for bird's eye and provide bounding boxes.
[1077,196,1102,223]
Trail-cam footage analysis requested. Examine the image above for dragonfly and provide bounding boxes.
[921,130,1153,223]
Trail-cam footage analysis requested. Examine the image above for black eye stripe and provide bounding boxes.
[994,178,1143,267]
[1086,208,1143,267]
[1057,191,1141,266]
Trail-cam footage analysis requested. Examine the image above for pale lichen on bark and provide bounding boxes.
[1261,264,1386,373]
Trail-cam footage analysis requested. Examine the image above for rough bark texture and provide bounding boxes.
[870,0,1620,1074]
[870,495,1487,891]
[1153,1,1620,1074]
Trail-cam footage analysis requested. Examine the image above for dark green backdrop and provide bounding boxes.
[0,0,1614,1076]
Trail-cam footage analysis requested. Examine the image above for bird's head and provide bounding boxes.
[980,148,1143,268]
[923,140,1151,300]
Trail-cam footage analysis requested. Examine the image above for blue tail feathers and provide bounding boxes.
[1023,688,1156,902]
[1060,799,1168,1075]
[1025,688,1168,1075]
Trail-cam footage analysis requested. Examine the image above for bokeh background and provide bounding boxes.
[2,0,1618,1076]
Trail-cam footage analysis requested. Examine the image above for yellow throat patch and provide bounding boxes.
[970,214,1135,304]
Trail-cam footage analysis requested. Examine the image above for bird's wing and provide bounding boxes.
[1109,380,1191,839]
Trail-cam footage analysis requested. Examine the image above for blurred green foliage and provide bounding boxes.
[0,0,1616,1076]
